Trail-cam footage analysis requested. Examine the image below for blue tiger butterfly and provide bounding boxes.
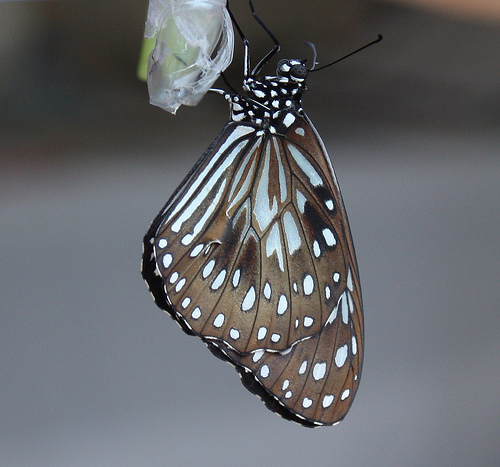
[142,0,380,427]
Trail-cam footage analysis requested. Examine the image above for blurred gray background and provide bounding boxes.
[1,0,499,466]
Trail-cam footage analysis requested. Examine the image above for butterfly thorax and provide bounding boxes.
[227,59,308,135]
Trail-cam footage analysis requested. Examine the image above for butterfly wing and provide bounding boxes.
[142,112,363,426]
[201,114,363,426]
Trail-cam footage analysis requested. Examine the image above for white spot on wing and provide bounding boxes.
[341,389,350,401]
[322,394,334,408]
[313,362,327,380]
[303,274,314,296]
[242,286,256,311]
[323,228,336,246]
[295,127,305,136]
[257,327,267,340]
[232,269,241,288]
[202,260,215,279]
[211,269,226,291]
[271,333,281,343]
[260,365,270,378]
[298,360,308,374]
[277,294,288,315]
[190,243,204,258]
[302,397,313,408]
[162,254,173,268]
[335,344,348,367]
[263,282,271,300]
[230,328,240,340]
[158,238,168,248]
[191,307,201,319]
[213,313,225,328]
[313,240,321,257]
[175,278,186,292]
[304,316,314,327]
[252,350,264,362]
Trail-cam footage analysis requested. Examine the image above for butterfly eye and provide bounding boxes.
[289,63,308,80]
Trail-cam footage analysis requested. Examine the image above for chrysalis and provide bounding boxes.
[145,0,234,113]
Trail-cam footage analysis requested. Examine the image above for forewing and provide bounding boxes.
[143,115,362,362]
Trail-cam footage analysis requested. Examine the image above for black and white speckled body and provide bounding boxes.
[227,59,308,135]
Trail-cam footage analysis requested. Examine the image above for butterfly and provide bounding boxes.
[142,1,374,427]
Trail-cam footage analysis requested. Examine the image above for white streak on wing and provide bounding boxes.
[179,179,227,245]
[341,291,349,324]
[296,190,306,214]
[274,138,287,203]
[287,143,323,187]
[347,267,354,292]
[255,141,278,231]
[165,126,254,219]
[326,291,346,325]
[266,222,284,271]
[226,139,260,212]
[283,211,301,255]
[169,135,251,232]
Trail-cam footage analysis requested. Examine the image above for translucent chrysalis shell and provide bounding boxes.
[145,0,234,114]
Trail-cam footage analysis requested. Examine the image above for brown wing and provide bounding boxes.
[142,114,363,426]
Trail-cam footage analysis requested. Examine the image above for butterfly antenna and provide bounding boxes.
[249,0,280,76]
[226,1,251,77]
[304,41,318,70]
[310,34,383,72]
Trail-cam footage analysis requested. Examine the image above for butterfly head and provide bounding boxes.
[276,59,308,82]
